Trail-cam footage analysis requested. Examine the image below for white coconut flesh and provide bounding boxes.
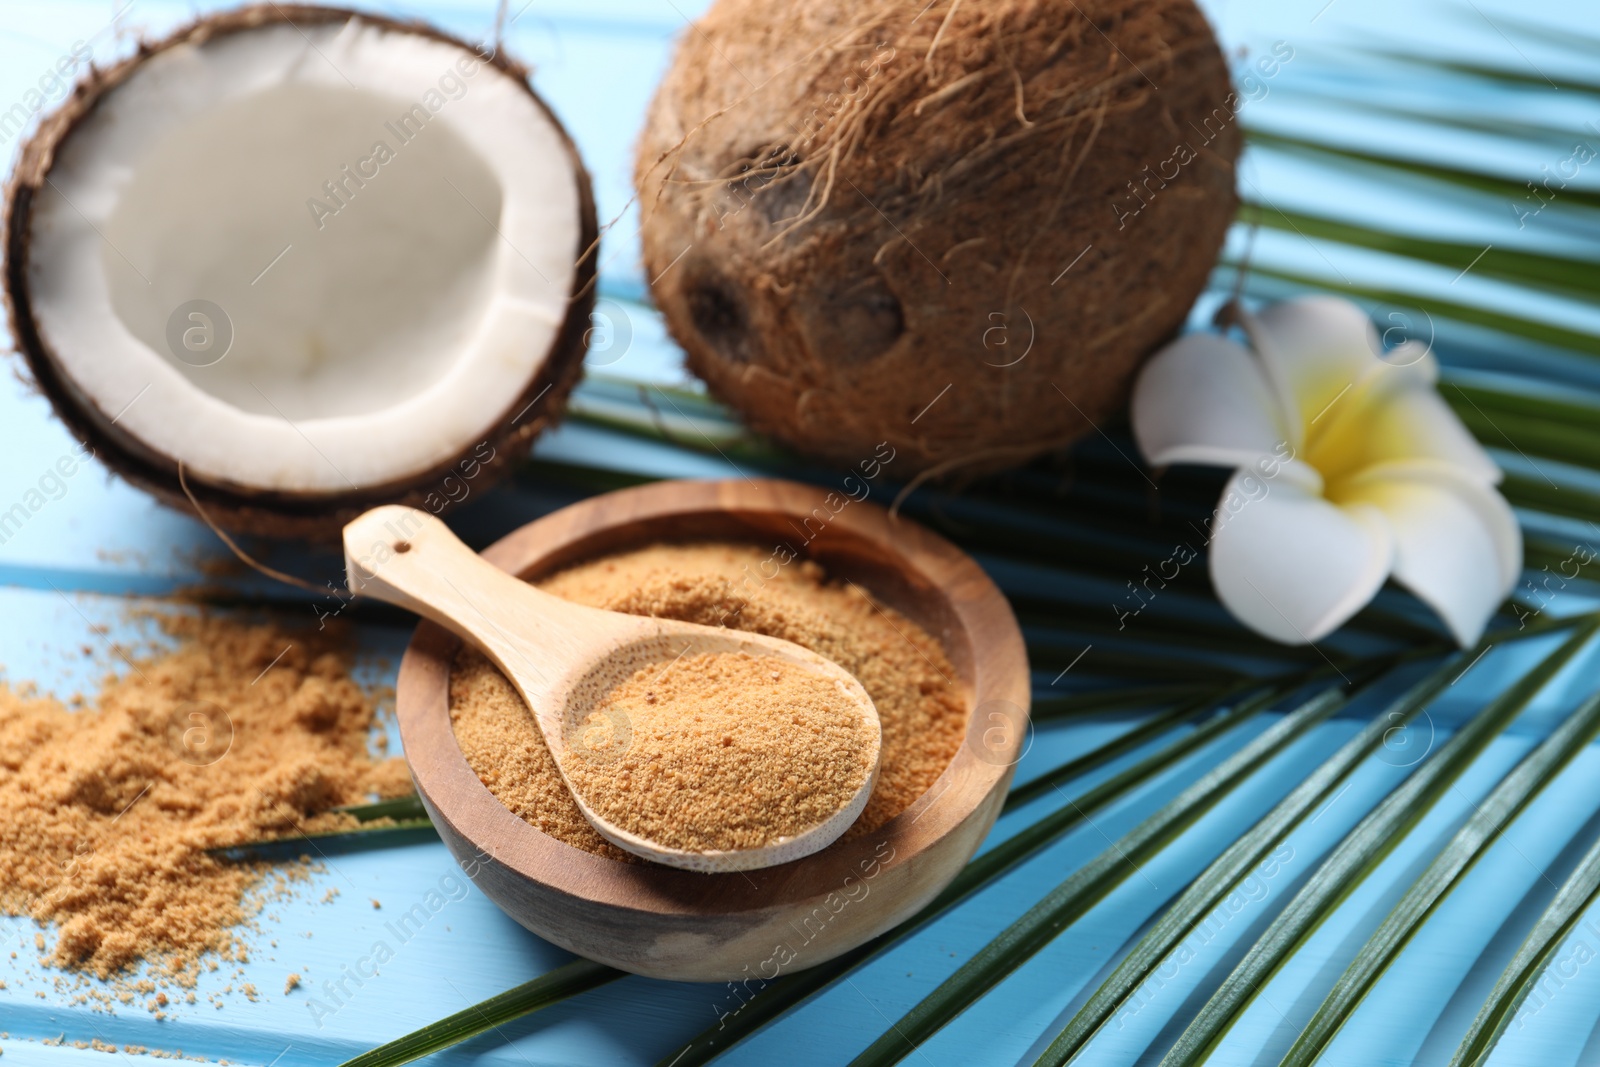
[25,19,581,493]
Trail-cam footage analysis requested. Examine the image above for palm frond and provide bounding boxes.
[208,820,438,859]
[1248,204,1600,300]
[336,959,618,1067]
[846,676,1378,1066]
[1235,264,1600,360]
[1005,687,1251,809]
[1243,128,1600,214]
[1030,640,1492,1065]
[208,796,436,856]
[1031,684,1220,721]
[335,795,430,823]
[1450,826,1600,1066]
[1280,688,1600,1064]
[1159,623,1599,1064]
[1362,47,1600,97]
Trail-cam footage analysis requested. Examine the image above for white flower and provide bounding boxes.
[1131,295,1521,647]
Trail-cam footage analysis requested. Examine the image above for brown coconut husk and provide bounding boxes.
[2,4,598,540]
[636,0,1241,476]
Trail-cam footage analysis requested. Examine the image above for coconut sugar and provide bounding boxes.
[449,542,967,862]
[562,650,877,853]
[0,614,409,982]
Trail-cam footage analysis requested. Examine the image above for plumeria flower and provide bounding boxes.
[1131,295,1521,647]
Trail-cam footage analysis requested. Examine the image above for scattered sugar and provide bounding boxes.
[0,615,409,981]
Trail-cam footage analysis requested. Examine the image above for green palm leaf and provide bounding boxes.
[1005,688,1252,810]
[1158,623,1600,1065]
[1234,264,1600,360]
[845,676,1378,1066]
[1032,684,1221,721]
[1247,205,1600,300]
[1446,376,1600,433]
[1363,47,1600,97]
[1450,827,1600,1066]
[1030,640,1490,1065]
[335,794,430,823]
[1279,687,1600,1064]
[336,959,618,1067]
[1243,128,1600,214]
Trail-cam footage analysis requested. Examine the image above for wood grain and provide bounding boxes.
[394,477,1030,982]
[344,504,882,872]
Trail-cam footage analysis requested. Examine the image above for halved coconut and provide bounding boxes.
[4,5,597,538]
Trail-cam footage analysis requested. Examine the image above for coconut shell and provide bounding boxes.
[2,4,597,540]
[637,0,1241,476]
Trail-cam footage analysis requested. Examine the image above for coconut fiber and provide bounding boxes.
[637,0,1241,476]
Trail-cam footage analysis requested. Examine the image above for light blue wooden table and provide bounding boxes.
[4,2,1600,1064]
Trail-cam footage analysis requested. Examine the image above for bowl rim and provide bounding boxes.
[395,476,1030,916]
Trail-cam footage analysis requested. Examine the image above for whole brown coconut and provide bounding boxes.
[637,0,1241,476]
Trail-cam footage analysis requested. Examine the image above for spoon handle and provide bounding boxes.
[342,506,577,709]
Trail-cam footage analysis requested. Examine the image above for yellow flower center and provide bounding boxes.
[1297,374,1382,506]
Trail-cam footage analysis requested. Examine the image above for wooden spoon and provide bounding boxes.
[343,505,882,873]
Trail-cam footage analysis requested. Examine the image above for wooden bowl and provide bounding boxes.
[395,478,1029,982]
